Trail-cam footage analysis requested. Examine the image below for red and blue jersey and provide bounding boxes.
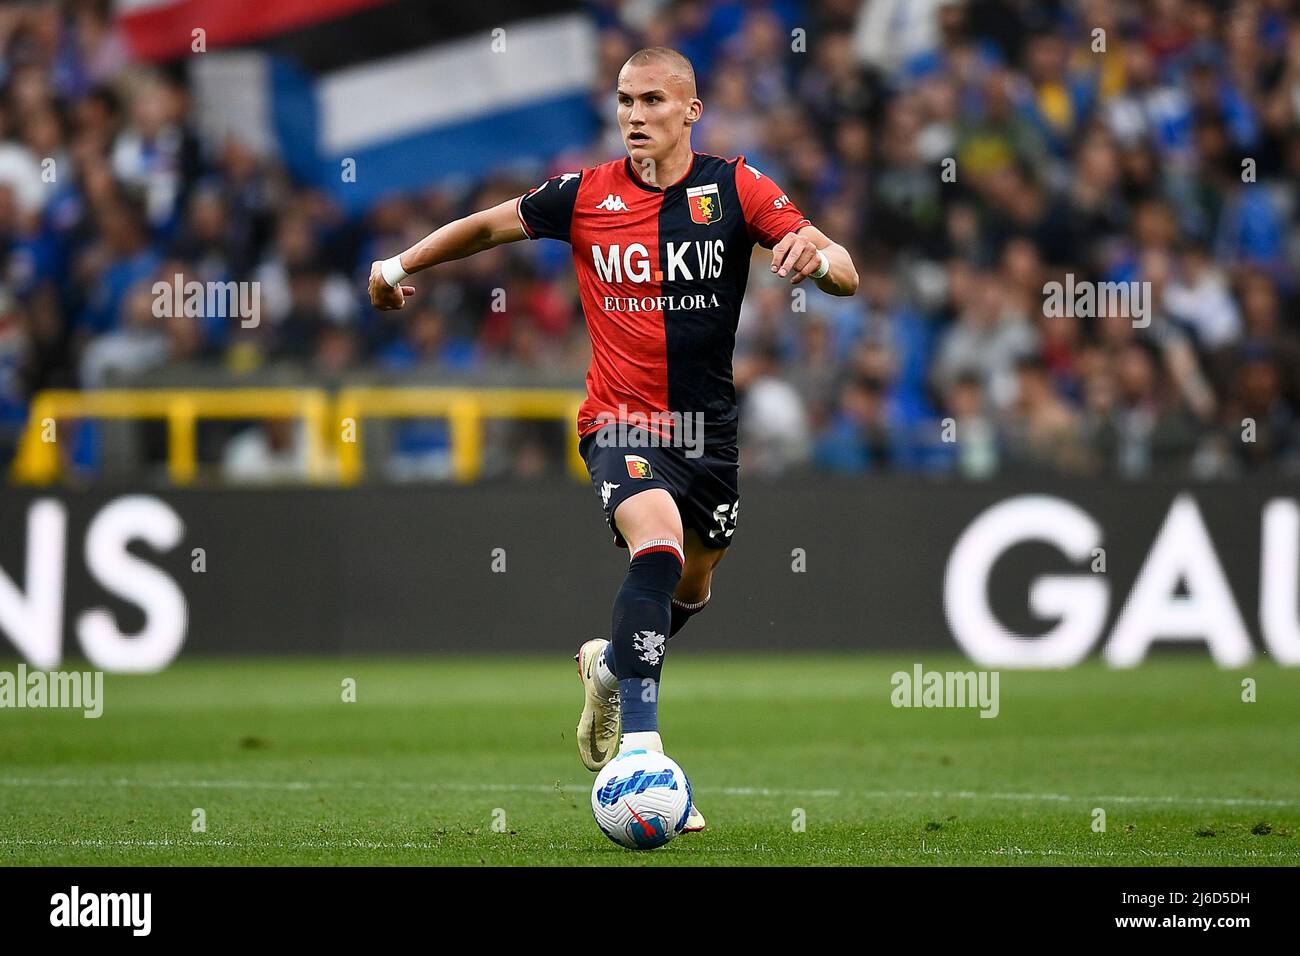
[517,152,811,446]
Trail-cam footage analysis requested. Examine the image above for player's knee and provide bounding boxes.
[625,515,685,570]
[614,489,683,548]
[628,537,685,582]
[677,546,722,604]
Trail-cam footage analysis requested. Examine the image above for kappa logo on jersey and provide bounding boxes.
[595,194,629,211]
[687,183,722,224]
[530,172,578,197]
[625,455,652,479]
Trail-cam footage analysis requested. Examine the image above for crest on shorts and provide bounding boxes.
[687,183,722,225]
[625,455,653,479]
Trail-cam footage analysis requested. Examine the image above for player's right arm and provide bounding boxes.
[367,198,527,311]
[368,171,582,311]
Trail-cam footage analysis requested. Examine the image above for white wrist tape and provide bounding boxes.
[810,250,830,280]
[380,255,409,288]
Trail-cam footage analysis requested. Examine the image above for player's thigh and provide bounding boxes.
[580,424,682,550]
[613,487,684,552]
[678,528,725,603]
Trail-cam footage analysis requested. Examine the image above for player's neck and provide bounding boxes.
[640,146,694,189]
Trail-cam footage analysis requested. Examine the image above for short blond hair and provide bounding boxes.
[622,47,697,97]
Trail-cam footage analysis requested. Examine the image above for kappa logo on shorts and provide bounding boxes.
[599,481,621,508]
[625,455,653,479]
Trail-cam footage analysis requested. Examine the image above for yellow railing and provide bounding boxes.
[9,387,587,486]
[334,387,587,484]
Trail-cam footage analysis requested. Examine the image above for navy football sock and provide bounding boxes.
[619,677,657,734]
[610,542,682,733]
[600,589,709,681]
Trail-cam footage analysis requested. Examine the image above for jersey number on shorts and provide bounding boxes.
[709,500,740,540]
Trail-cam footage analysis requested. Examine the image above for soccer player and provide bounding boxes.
[369,47,857,832]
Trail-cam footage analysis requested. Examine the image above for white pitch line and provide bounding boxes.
[0,777,833,796]
[0,836,1294,861]
[0,777,1296,808]
[858,788,1300,809]
[922,846,1300,860]
[0,837,443,851]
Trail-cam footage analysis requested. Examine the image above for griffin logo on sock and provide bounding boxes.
[595,768,679,807]
[634,629,666,665]
[625,455,652,478]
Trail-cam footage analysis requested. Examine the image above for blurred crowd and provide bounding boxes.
[1,0,1299,481]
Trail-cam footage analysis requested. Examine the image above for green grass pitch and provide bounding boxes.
[1,653,1297,866]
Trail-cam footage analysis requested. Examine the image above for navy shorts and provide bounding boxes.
[579,424,740,550]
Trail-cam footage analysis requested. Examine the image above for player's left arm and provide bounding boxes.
[734,157,857,296]
[770,225,858,296]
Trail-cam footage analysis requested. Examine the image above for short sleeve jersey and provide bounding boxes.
[517,152,812,445]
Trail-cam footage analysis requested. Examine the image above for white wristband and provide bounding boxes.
[380,255,409,288]
[810,250,830,280]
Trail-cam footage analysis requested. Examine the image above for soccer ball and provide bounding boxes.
[590,749,692,850]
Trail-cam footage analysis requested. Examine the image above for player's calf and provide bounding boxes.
[670,590,710,636]
[609,536,683,754]
[595,518,718,704]
[668,533,724,638]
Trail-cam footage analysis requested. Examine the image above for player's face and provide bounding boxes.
[616,63,700,177]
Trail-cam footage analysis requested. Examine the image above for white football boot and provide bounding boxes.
[575,639,620,771]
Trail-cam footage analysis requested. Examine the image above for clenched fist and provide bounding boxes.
[369,260,416,310]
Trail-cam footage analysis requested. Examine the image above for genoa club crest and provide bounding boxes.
[687,183,722,225]
[625,455,653,479]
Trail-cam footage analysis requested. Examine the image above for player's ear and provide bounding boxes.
[685,97,703,126]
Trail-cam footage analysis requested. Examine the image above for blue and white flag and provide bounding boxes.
[120,0,600,211]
